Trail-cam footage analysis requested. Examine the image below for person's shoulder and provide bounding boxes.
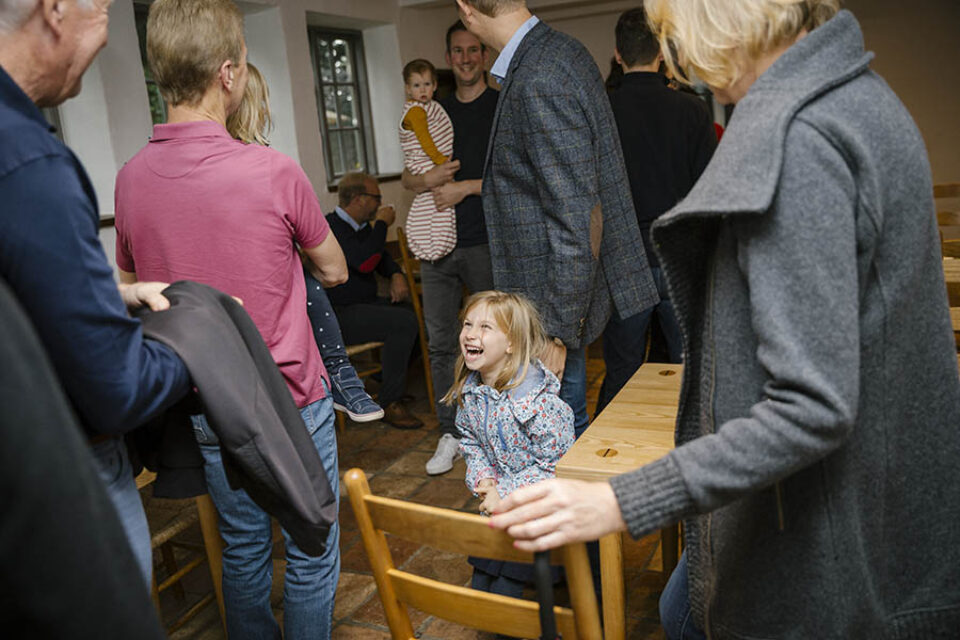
[0,111,70,181]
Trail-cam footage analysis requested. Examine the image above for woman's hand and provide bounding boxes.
[118,281,172,312]
[488,478,627,551]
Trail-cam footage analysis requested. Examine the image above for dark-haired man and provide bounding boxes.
[402,20,497,475]
[596,6,717,414]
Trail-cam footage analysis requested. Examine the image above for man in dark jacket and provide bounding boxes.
[0,0,190,584]
[456,0,658,436]
[326,172,423,429]
[597,7,717,414]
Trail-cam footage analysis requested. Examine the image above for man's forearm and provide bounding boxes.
[401,168,429,194]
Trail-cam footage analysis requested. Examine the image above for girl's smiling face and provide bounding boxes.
[460,303,511,386]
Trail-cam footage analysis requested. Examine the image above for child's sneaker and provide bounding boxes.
[330,368,384,422]
[425,433,461,475]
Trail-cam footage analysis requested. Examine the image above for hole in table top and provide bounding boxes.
[658,369,676,376]
[596,448,619,458]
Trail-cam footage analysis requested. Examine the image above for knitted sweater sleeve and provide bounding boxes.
[402,106,448,165]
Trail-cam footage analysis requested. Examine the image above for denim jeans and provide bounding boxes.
[419,244,495,436]
[192,392,340,640]
[90,437,152,586]
[659,551,706,640]
[597,267,682,415]
[559,345,589,438]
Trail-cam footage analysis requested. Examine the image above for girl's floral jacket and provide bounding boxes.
[456,360,575,498]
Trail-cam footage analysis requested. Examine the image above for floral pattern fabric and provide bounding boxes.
[456,360,575,498]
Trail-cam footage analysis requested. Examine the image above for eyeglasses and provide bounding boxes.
[362,193,382,202]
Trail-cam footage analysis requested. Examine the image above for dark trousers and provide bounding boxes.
[420,244,494,437]
[332,298,419,406]
[597,267,682,415]
[304,269,351,375]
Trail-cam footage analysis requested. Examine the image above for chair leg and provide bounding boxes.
[407,285,435,412]
[160,542,186,601]
[336,411,346,434]
[196,494,226,635]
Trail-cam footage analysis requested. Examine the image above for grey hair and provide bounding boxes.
[0,0,95,34]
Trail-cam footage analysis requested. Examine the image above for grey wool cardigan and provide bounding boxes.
[609,11,960,639]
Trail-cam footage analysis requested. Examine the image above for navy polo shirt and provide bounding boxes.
[0,64,189,435]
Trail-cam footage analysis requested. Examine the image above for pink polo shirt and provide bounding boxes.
[115,121,329,408]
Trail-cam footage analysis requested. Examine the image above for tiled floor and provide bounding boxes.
[147,348,668,639]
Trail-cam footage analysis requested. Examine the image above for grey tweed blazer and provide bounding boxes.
[481,21,657,349]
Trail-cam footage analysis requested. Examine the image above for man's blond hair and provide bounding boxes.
[460,0,525,18]
[645,0,839,90]
[146,0,245,107]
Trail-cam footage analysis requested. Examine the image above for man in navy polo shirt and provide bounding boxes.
[0,0,190,582]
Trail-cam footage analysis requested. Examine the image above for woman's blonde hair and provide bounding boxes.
[441,290,547,407]
[644,0,839,90]
[227,62,272,145]
[147,0,245,107]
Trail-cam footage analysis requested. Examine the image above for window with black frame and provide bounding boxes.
[308,27,377,182]
[134,2,166,125]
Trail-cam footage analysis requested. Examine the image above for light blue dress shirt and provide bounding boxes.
[334,205,365,231]
[490,15,540,83]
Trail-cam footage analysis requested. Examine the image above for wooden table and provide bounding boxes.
[557,363,683,640]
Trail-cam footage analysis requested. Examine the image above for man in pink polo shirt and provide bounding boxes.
[113,1,347,638]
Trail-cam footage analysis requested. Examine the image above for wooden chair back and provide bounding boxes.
[343,468,602,640]
[934,183,960,199]
[395,227,435,411]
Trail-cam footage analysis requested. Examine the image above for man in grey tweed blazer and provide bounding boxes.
[457,0,657,434]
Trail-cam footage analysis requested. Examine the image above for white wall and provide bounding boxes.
[56,0,958,273]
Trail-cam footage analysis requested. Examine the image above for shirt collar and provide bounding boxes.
[150,120,233,142]
[490,15,540,83]
[0,64,56,133]
[334,206,365,231]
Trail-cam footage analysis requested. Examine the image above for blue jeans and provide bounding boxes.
[660,551,706,640]
[91,437,152,586]
[597,267,682,415]
[192,394,340,640]
[559,345,589,438]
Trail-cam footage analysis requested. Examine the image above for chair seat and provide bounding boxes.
[345,341,384,357]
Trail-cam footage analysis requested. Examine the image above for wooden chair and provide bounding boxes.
[343,468,602,640]
[136,471,226,634]
[395,227,436,413]
[335,340,384,433]
[934,183,960,199]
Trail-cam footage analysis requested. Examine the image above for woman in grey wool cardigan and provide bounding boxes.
[489,1,960,638]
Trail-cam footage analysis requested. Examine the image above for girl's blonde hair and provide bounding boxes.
[227,62,273,145]
[441,290,547,407]
[644,0,839,90]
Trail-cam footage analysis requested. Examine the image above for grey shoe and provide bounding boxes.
[426,433,461,475]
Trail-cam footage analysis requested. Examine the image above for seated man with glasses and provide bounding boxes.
[325,172,423,429]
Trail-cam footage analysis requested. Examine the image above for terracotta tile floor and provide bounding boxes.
[149,347,668,639]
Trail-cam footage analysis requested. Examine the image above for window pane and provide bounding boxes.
[332,39,353,83]
[329,131,345,177]
[147,82,166,125]
[337,87,358,127]
[322,86,338,128]
[341,130,363,173]
[319,39,334,83]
